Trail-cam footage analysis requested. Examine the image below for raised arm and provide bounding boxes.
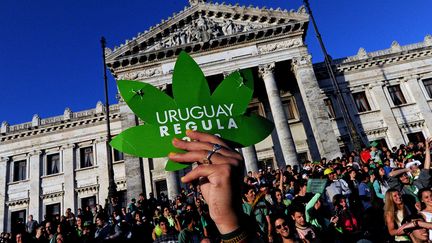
[305,193,321,223]
[169,130,248,241]
[389,168,409,177]
[279,170,284,192]
[424,137,431,170]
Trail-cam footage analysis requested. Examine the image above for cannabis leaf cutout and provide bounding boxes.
[110,51,274,171]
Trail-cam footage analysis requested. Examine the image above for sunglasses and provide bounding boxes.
[276,222,288,229]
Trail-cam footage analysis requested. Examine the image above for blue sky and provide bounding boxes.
[1,0,431,125]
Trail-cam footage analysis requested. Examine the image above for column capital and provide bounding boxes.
[0,156,10,163]
[61,144,76,150]
[258,63,275,78]
[95,136,108,143]
[291,55,312,74]
[28,150,43,157]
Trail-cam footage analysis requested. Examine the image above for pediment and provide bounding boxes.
[106,2,309,68]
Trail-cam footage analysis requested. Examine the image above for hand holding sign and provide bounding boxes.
[110,51,274,171]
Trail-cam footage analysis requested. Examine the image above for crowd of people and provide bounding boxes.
[4,130,432,243]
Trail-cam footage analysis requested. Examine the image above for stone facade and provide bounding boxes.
[314,35,432,149]
[0,104,125,231]
[1,0,431,231]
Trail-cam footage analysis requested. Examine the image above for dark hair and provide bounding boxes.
[332,194,345,207]
[417,188,432,210]
[95,213,107,222]
[289,205,304,216]
[182,213,195,226]
[159,217,169,225]
[242,184,255,198]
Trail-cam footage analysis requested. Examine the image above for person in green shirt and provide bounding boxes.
[242,185,273,243]
[178,213,200,243]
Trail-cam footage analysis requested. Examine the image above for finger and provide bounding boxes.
[172,138,242,160]
[181,164,231,183]
[186,130,229,148]
[169,150,239,166]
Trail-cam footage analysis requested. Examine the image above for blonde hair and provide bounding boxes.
[383,189,407,225]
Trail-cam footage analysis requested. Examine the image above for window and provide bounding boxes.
[282,99,296,120]
[11,210,26,231]
[155,180,168,200]
[46,203,61,220]
[47,154,60,175]
[388,85,407,105]
[324,98,336,118]
[352,92,371,112]
[423,79,432,99]
[113,148,124,162]
[81,196,96,209]
[80,147,94,168]
[298,152,309,164]
[258,158,274,171]
[13,160,26,182]
[407,132,425,144]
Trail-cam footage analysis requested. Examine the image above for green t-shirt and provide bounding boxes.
[242,201,269,235]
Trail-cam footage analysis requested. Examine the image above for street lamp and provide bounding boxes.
[100,37,117,201]
[302,0,364,151]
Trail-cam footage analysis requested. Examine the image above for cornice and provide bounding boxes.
[75,184,99,194]
[399,120,425,130]
[6,198,29,207]
[314,41,432,79]
[362,127,388,136]
[0,113,120,143]
[41,191,64,200]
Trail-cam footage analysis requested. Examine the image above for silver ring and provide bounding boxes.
[212,143,222,153]
[202,144,222,165]
[203,151,215,165]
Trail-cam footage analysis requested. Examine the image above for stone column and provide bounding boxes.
[406,75,432,134]
[62,144,76,213]
[0,157,9,232]
[259,63,298,166]
[292,55,341,159]
[95,139,109,204]
[142,158,153,197]
[119,103,145,201]
[370,84,405,145]
[166,171,179,200]
[242,146,259,172]
[28,151,42,222]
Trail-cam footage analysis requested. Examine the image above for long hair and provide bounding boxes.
[383,189,407,225]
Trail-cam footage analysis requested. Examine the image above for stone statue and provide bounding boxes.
[222,20,235,35]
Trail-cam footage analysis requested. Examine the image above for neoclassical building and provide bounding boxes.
[1,0,431,231]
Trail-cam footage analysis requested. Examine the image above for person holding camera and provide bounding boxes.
[332,194,360,242]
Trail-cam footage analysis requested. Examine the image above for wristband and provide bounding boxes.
[221,227,248,243]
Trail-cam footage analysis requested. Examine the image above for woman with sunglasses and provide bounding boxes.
[273,216,300,243]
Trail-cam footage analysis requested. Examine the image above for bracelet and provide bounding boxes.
[221,227,249,243]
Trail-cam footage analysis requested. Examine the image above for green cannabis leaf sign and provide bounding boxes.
[110,51,274,171]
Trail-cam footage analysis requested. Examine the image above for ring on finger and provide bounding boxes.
[202,150,214,165]
[212,143,222,153]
